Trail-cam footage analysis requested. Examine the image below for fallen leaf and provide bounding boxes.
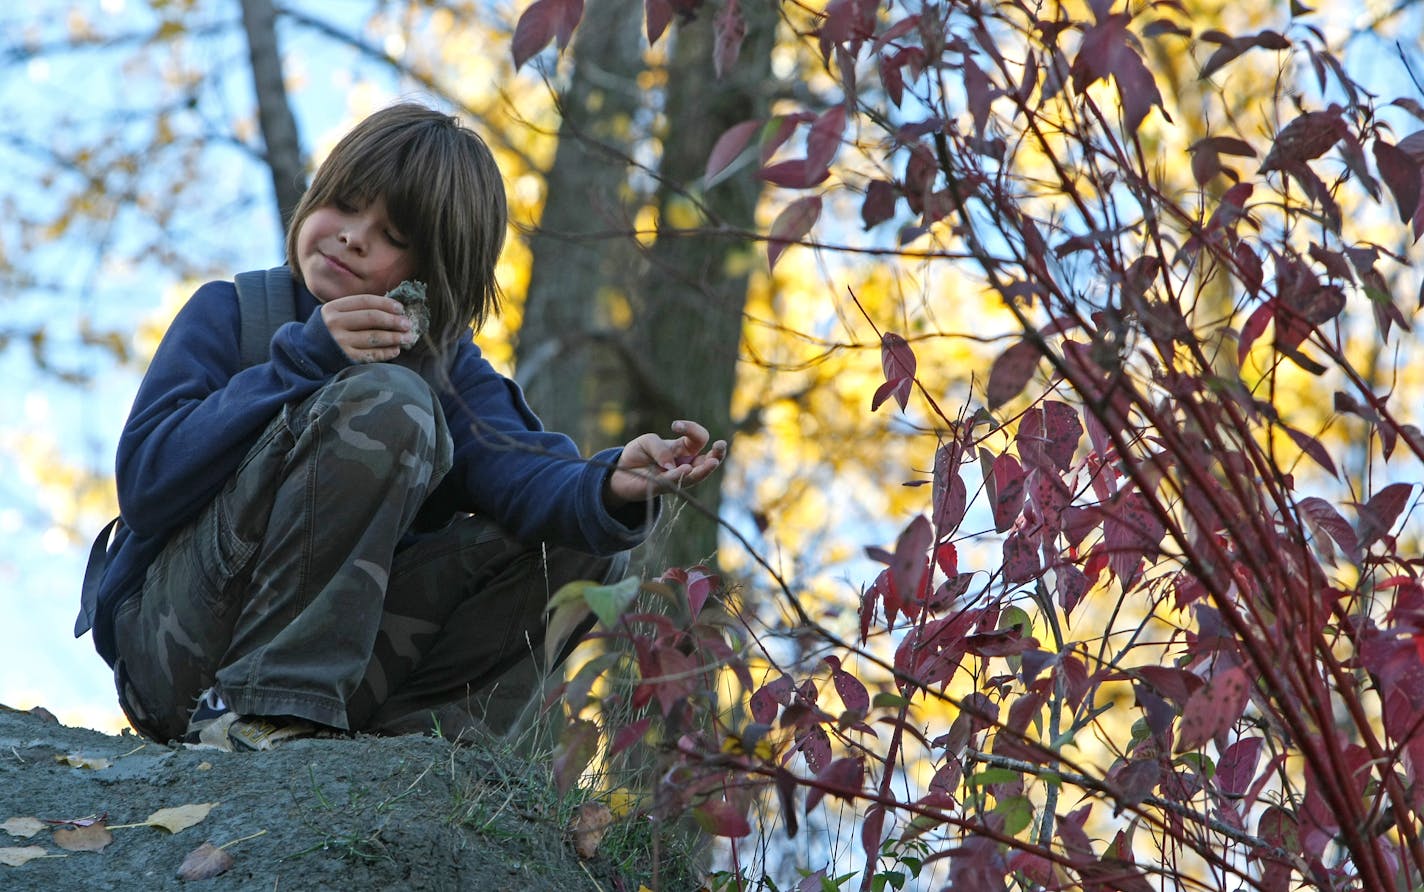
[2,817,44,839]
[196,762,213,771]
[145,803,217,834]
[55,753,111,770]
[53,823,113,853]
[42,814,107,828]
[568,802,613,859]
[176,842,234,881]
[0,846,51,867]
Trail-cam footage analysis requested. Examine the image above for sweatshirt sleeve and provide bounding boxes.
[438,340,658,554]
[115,281,350,537]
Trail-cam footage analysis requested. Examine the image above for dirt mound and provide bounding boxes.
[0,705,689,891]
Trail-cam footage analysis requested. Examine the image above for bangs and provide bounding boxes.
[308,125,454,267]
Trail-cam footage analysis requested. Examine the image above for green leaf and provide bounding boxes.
[584,575,641,628]
[999,605,1034,636]
[872,692,912,709]
[995,794,1035,836]
[545,579,596,613]
[968,767,1021,786]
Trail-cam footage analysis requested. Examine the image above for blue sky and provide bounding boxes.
[0,0,447,730]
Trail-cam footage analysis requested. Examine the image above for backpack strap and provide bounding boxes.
[78,267,298,644]
[234,266,296,369]
[75,515,122,637]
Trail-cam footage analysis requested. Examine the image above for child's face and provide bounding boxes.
[295,196,416,302]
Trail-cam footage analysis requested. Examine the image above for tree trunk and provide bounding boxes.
[514,0,647,452]
[240,0,305,234]
[621,5,778,571]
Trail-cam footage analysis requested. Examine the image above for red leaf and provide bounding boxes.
[872,332,917,412]
[1283,424,1338,477]
[1299,496,1360,562]
[890,515,933,605]
[806,104,848,177]
[712,0,746,79]
[861,804,886,867]
[1374,139,1420,224]
[818,0,874,48]
[806,756,865,813]
[751,675,793,723]
[1358,482,1415,548]
[932,443,968,532]
[934,541,958,577]
[1071,14,1166,132]
[1002,530,1039,583]
[610,717,652,756]
[964,56,991,138]
[706,120,761,183]
[511,0,584,70]
[1215,736,1263,797]
[794,724,832,772]
[761,113,814,164]
[829,663,869,713]
[963,628,1038,657]
[1234,243,1263,293]
[861,178,897,229]
[1040,401,1083,473]
[859,570,883,641]
[1176,666,1251,752]
[1238,301,1274,364]
[986,338,1041,409]
[694,797,752,838]
[1260,110,1348,171]
[1111,758,1161,809]
[767,195,822,269]
[684,564,718,617]
[989,453,1025,532]
[1055,563,1089,616]
[645,0,673,43]
[760,159,830,189]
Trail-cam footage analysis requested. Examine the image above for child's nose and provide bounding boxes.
[340,222,369,252]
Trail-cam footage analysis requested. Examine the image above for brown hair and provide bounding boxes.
[286,102,508,339]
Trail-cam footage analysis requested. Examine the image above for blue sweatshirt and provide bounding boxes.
[77,276,651,665]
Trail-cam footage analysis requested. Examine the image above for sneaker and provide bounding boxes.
[183,688,317,752]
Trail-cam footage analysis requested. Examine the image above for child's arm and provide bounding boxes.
[603,420,728,509]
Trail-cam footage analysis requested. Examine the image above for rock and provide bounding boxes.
[0,705,694,890]
[386,280,430,346]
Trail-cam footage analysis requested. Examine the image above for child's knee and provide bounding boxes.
[330,363,433,408]
[304,364,452,478]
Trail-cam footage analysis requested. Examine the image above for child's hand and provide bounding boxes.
[320,294,416,364]
[606,421,728,507]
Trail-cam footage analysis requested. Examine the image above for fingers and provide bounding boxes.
[671,419,710,454]
[320,294,418,363]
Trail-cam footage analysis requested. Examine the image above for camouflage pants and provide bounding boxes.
[111,364,616,743]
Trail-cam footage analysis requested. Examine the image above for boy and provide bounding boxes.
[76,103,725,750]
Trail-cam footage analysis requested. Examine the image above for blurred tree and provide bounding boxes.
[514,0,779,571]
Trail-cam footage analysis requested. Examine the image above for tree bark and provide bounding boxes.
[514,0,647,451]
[620,4,778,570]
[239,0,305,234]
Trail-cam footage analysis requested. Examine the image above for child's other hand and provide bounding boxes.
[606,421,728,507]
[320,293,416,364]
